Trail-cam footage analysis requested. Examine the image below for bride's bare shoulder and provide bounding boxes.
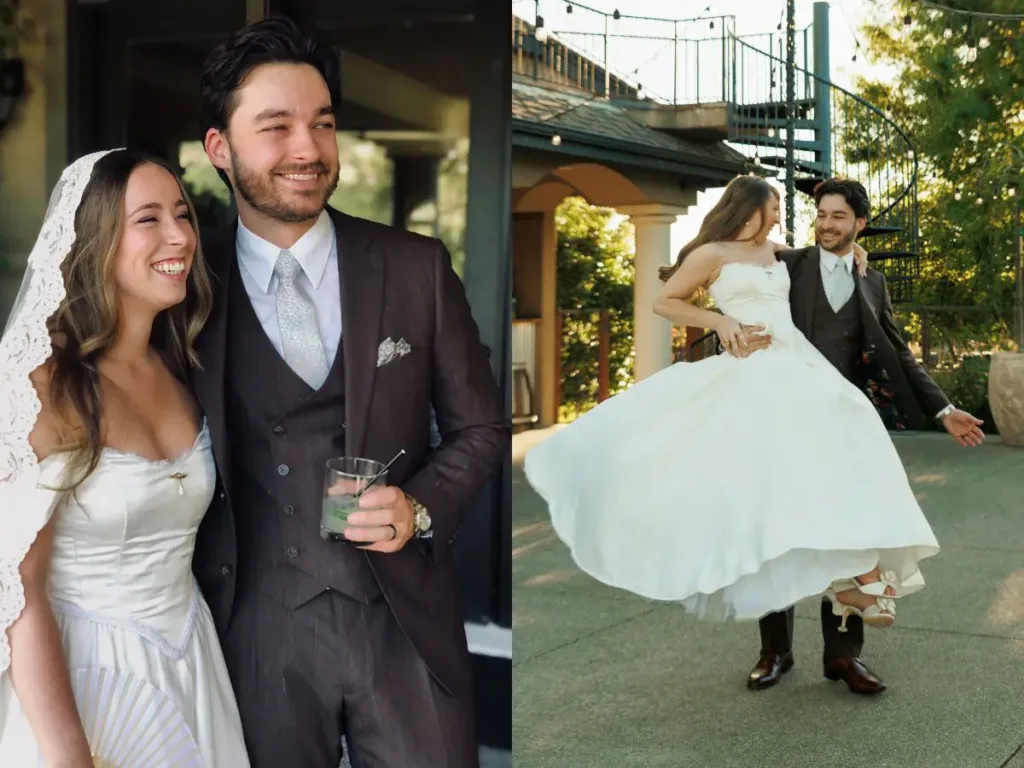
[686,242,728,267]
[26,341,81,462]
[27,362,64,461]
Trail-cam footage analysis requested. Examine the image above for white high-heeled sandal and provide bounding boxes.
[825,573,898,632]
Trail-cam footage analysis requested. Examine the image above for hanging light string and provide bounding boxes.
[836,0,865,61]
[910,0,1024,22]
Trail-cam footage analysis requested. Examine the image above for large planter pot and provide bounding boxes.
[988,352,1024,446]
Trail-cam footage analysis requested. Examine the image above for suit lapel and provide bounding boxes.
[798,247,822,334]
[331,209,384,457]
[855,269,884,349]
[193,224,237,492]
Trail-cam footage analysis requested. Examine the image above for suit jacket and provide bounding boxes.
[777,246,950,430]
[190,207,510,695]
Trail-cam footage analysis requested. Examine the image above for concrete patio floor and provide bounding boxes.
[513,428,1024,768]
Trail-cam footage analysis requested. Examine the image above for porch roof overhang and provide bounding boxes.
[511,80,753,188]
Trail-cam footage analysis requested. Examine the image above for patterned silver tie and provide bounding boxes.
[829,257,853,312]
[274,249,329,389]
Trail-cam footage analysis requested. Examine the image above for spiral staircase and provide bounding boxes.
[513,2,920,305]
[725,31,919,303]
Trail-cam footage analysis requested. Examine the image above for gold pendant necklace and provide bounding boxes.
[169,472,187,496]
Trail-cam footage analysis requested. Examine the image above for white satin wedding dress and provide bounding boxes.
[0,420,250,767]
[525,260,941,620]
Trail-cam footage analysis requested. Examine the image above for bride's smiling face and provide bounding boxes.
[111,163,196,313]
[749,195,781,240]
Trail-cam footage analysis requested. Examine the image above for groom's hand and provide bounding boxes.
[343,486,415,552]
[941,409,985,447]
[722,324,772,358]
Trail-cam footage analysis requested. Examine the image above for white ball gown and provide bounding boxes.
[0,420,250,767]
[524,260,940,620]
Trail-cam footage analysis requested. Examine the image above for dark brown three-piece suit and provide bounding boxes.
[190,207,509,767]
[760,246,950,662]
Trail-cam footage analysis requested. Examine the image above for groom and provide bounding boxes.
[728,178,983,695]
[190,17,507,767]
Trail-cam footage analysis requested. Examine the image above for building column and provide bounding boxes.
[619,203,689,381]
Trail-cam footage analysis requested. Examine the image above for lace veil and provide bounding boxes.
[0,149,118,676]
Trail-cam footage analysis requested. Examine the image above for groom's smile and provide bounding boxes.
[206,61,341,228]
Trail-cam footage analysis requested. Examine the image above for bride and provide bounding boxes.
[0,150,249,766]
[524,175,940,628]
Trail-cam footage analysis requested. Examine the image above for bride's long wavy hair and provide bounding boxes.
[43,149,213,492]
[658,175,781,282]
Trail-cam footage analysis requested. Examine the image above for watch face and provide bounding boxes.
[416,510,431,531]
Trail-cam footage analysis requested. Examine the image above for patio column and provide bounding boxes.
[619,204,689,381]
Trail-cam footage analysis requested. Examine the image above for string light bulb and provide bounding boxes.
[613,9,620,20]
[979,36,990,48]
[943,26,953,39]
[566,3,572,13]
[903,13,912,29]
[551,134,562,146]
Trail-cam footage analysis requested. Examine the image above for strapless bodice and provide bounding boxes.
[35,422,214,647]
[708,261,803,347]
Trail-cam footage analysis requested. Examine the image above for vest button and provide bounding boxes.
[273,425,286,435]
[277,464,290,476]
[286,546,300,559]
[220,564,233,576]
[283,504,295,516]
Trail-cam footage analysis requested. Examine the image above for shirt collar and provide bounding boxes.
[235,209,335,293]
[819,245,854,274]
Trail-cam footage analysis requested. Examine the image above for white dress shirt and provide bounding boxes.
[819,246,856,312]
[235,210,342,371]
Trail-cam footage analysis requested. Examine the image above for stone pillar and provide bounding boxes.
[619,204,688,381]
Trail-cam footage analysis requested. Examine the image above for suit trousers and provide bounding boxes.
[758,600,864,662]
[221,585,478,768]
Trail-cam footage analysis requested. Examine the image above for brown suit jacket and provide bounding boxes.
[778,246,950,430]
[190,207,510,695]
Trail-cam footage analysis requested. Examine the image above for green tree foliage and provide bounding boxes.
[555,197,635,421]
[856,1,1023,359]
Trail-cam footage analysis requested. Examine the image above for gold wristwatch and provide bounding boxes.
[406,492,432,538]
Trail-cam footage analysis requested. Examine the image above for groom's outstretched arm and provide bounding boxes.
[401,242,510,557]
[877,275,951,417]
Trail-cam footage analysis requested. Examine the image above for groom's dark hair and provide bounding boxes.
[200,15,340,134]
[813,178,871,220]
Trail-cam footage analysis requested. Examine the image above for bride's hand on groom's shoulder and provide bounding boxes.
[853,243,869,277]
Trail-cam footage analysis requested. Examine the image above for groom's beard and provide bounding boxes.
[231,152,340,224]
[815,226,857,255]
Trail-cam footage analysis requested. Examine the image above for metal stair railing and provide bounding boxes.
[728,33,920,302]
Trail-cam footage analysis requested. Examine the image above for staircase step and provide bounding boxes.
[732,135,822,153]
[859,224,905,237]
[748,154,824,176]
[730,118,818,131]
[732,99,816,120]
[794,176,825,196]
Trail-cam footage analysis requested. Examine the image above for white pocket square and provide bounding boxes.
[377,337,412,367]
